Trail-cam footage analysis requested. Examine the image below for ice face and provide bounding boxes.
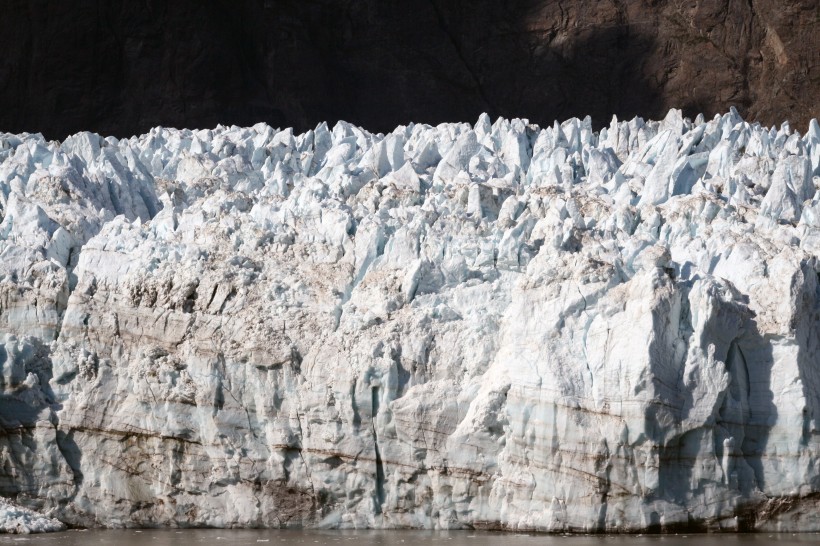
[0,110,819,532]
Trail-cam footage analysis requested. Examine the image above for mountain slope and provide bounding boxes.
[0,0,816,138]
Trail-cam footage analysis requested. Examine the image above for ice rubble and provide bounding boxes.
[1,109,820,532]
[0,497,65,533]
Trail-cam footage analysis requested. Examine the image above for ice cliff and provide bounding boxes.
[1,109,820,533]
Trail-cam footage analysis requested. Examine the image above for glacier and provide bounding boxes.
[1,109,820,533]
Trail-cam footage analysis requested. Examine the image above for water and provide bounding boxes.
[3,530,820,545]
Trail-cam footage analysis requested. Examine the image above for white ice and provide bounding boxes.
[0,109,819,532]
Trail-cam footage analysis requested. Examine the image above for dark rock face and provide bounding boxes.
[1,0,817,139]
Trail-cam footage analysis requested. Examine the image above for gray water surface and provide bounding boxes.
[4,530,820,545]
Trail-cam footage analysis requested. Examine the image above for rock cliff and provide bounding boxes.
[1,110,820,532]
[0,0,817,139]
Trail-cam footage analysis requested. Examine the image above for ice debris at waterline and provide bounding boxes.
[0,498,65,534]
[0,109,820,534]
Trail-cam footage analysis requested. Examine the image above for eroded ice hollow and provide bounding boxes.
[1,109,820,533]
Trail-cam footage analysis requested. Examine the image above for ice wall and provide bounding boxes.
[1,109,820,532]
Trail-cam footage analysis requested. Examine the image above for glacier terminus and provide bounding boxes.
[1,109,820,533]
